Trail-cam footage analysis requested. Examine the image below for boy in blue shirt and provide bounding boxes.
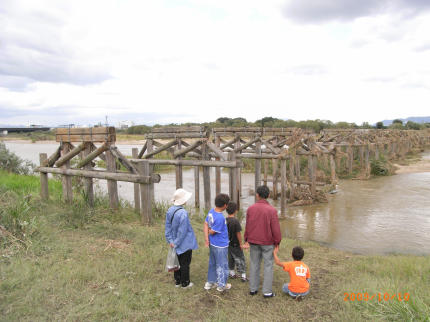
[204,193,231,292]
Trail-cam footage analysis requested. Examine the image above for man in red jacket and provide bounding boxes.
[244,185,281,298]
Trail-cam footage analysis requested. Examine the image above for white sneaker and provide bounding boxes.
[217,283,232,292]
[204,282,216,290]
[181,282,193,289]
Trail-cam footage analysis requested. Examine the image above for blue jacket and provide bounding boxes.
[165,206,198,255]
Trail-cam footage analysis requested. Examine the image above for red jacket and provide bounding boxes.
[244,199,282,245]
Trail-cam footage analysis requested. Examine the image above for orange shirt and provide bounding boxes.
[282,261,310,294]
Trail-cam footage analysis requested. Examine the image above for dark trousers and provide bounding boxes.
[174,249,192,287]
[228,245,246,274]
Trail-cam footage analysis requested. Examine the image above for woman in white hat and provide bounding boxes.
[165,188,198,288]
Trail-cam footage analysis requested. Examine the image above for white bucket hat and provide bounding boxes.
[172,188,192,206]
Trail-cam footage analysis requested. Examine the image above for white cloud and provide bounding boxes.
[0,0,430,126]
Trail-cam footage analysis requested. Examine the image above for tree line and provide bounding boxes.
[122,117,430,135]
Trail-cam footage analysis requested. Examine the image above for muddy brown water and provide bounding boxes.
[4,141,430,255]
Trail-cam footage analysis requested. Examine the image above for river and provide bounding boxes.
[3,141,430,255]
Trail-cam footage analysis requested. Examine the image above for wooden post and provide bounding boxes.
[138,160,152,225]
[289,149,296,200]
[132,148,140,213]
[194,166,200,209]
[105,147,119,209]
[347,145,353,175]
[365,144,370,178]
[295,157,301,180]
[255,137,261,202]
[374,144,380,160]
[308,155,316,196]
[39,153,49,200]
[235,139,242,197]
[272,159,278,200]
[215,135,221,195]
[175,139,183,189]
[263,159,268,186]
[147,139,155,201]
[83,143,94,207]
[330,154,337,188]
[202,143,211,211]
[280,159,287,217]
[359,145,364,169]
[61,143,73,203]
[228,152,239,208]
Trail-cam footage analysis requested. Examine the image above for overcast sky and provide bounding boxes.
[1,0,430,126]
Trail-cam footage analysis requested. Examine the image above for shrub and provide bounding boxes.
[0,142,35,174]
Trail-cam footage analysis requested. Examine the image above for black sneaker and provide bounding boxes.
[263,292,275,298]
[249,290,258,296]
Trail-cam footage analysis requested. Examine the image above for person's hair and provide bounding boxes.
[292,246,304,261]
[226,202,237,215]
[256,185,270,199]
[215,193,230,208]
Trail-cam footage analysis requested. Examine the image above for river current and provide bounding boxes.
[4,141,430,255]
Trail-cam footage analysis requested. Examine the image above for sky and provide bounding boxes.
[1,0,430,126]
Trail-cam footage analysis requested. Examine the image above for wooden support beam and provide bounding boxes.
[39,153,49,200]
[234,137,260,153]
[110,146,139,174]
[76,143,109,168]
[132,148,140,213]
[36,167,160,183]
[206,142,227,161]
[143,139,177,159]
[173,139,205,158]
[138,141,147,159]
[42,147,61,167]
[54,142,87,167]
[147,139,155,201]
[132,159,241,168]
[220,136,240,150]
[261,139,281,154]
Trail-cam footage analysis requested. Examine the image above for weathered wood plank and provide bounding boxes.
[202,144,211,211]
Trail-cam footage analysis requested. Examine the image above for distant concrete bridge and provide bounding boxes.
[0,127,51,133]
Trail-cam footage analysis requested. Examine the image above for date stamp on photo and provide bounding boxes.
[344,292,410,302]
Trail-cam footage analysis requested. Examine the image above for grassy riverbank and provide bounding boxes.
[1,172,429,321]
